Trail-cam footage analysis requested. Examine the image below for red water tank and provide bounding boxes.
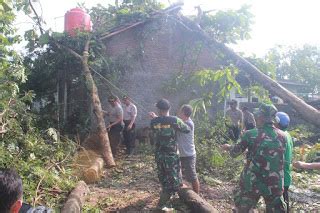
[64,8,91,36]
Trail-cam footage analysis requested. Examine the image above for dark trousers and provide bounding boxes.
[123,120,136,154]
[228,125,240,141]
[245,122,255,131]
[283,186,289,212]
[108,123,123,156]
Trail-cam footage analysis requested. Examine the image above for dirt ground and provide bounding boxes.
[82,144,320,212]
[83,144,235,212]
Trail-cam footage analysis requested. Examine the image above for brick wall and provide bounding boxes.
[99,18,222,127]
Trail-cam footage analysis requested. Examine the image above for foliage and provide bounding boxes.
[0,130,77,207]
[192,67,241,98]
[194,114,243,180]
[246,55,276,79]
[240,44,320,101]
[265,45,320,95]
[163,66,241,120]
[21,0,165,133]
[239,54,278,102]
[23,36,91,134]
[293,143,320,163]
[196,5,254,44]
[245,84,270,103]
[1,0,77,208]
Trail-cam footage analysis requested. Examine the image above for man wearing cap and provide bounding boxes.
[105,95,124,156]
[226,99,243,141]
[149,99,190,208]
[275,112,293,213]
[222,103,287,212]
[122,96,137,155]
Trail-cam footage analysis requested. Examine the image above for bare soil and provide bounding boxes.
[83,145,234,212]
[83,144,320,212]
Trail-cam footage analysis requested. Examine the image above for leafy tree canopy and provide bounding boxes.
[266,45,320,94]
[194,5,254,44]
[1,0,78,207]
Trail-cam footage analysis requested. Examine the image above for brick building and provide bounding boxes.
[97,8,224,126]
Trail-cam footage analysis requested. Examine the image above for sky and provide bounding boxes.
[14,0,320,56]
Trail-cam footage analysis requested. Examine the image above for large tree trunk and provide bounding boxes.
[82,42,115,167]
[177,16,320,128]
[83,157,104,184]
[61,181,90,213]
[55,39,115,166]
[218,44,320,128]
[178,188,218,213]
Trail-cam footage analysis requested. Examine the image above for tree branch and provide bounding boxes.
[84,36,92,53]
[0,123,7,134]
[28,0,45,35]
[53,41,82,60]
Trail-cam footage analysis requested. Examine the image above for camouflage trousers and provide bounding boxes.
[155,152,182,194]
[234,188,286,213]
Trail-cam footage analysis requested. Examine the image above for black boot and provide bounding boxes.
[157,191,171,209]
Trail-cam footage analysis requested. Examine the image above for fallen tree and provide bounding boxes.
[176,15,320,128]
[84,157,104,184]
[54,39,116,167]
[27,0,116,167]
[61,181,90,213]
[178,188,218,213]
[96,4,320,128]
[215,43,320,128]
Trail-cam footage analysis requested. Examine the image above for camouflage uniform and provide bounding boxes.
[150,116,190,194]
[229,104,287,212]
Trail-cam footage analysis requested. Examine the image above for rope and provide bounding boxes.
[89,65,151,114]
[91,52,150,112]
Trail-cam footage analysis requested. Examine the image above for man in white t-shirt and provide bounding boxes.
[177,105,200,193]
[122,95,137,155]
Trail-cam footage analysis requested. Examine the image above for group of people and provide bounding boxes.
[225,99,256,141]
[149,99,200,208]
[148,98,320,212]
[102,95,137,156]
[1,97,320,213]
[222,101,319,212]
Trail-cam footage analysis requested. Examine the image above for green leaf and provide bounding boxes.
[0,1,11,12]
[39,33,50,45]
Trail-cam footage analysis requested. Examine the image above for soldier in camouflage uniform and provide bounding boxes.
[149,99,190,208]
[222,103,287,213]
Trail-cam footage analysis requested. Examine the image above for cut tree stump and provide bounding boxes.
[178,188,218,213]
[61,181,90,213]
[83,157,104,184]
